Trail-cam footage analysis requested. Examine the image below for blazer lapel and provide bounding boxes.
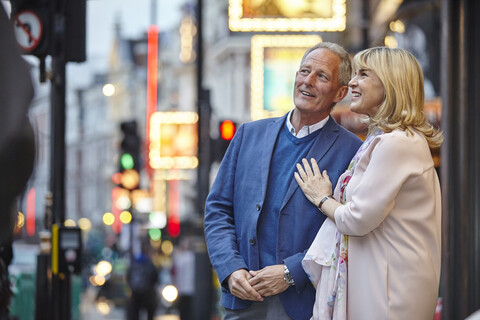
[280,117,340,210]
[261,115,287,200]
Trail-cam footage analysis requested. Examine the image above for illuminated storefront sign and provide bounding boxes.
[229,0,346,32]
[250,35,322,120]
[149,111,199,169]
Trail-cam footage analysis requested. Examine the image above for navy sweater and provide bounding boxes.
[257,124,321,268]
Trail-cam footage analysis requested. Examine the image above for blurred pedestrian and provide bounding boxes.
[127,252,159,320]
[296,46,443,319]
[204,42,362,320]
[172,238,195,320]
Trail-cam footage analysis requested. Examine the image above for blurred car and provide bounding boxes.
[8,242,39,320]
[8,242,39,276]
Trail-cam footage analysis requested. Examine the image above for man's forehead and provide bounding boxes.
[301,49,340,67]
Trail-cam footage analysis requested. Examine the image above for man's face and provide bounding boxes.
[293,48,345,118]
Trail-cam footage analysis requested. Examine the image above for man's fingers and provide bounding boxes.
[233,286,255,301]
[239,279,262,301]
[231,276,262,301]
[243,284,263,301]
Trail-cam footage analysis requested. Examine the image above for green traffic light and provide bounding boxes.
[120,153,134,170]
[149,229,161,241]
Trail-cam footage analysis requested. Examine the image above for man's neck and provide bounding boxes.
[290,108,330,133]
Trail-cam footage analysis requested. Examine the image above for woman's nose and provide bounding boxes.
[348,77,357,87]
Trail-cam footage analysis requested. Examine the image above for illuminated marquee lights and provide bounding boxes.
[149,111,199,169]
[179,16,197,63]
[229,0,346,32]
[250,35,322,120]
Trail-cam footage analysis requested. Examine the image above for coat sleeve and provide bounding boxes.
[284,252,312,292]
[204,124,248,288]
[334,132,428,236]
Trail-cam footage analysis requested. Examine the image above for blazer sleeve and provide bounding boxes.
[334,132,429,236]
[204,124,248,287]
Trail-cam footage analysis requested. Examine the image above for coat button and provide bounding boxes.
[249,238,256,245]
[256,204,261,211]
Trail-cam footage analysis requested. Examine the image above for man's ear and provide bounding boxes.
[333,85,349,103]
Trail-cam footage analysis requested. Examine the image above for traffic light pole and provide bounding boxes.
[196,0,210,210]
[195,0,214,319]
[49,4,70,320]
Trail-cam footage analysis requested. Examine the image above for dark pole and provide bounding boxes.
[151,0,157,26]
[196,0,203,97]
[195,0,213,319]
[362,0,369,49]
[50,11,66,228]
[196,0,211,212]
[49,1,70,319]
[441,0,480,318]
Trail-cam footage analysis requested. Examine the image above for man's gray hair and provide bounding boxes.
[300,42,352,87]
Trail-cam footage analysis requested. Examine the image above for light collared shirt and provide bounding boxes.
[286,109,330,138]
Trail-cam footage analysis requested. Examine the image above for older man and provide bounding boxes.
[204,42,362,320]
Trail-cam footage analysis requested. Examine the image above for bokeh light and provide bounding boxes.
[119,211,132,224]
[162,285,178,302]
[78,218,92,231]
[103,212,115,226]
[102,83,116,97]
[161,239,174,256]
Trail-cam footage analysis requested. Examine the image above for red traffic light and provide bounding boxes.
[220,120,236,140]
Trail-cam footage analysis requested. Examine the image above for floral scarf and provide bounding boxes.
[325,127,383,319]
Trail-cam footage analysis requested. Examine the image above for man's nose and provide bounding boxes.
[304,73,316,85]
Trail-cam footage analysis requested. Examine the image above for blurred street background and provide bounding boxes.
[1,0,480,319]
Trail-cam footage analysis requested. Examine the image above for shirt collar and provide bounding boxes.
[286,109,329,138]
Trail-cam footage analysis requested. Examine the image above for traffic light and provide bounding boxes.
[220,119,236,140]
[10,0,51,57]
[64,0,86,62]
[213,119,237,162]
[118,121,141,190]
[120,121,141,170]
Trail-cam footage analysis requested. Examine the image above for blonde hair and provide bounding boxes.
[352,47,443,149]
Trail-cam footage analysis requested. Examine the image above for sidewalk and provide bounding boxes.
[80,286,126,320]
[80,286,180,320]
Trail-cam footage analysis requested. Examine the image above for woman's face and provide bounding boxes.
[348,68,385,117]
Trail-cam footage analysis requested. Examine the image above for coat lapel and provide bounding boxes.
[280,116,340,210]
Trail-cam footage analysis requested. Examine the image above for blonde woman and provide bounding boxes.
[295,47,443,320]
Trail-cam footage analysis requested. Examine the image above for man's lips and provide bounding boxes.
[300,90,315,97]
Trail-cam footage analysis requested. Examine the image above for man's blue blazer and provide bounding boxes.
[204,114,362,320]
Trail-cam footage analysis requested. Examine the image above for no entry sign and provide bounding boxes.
[13,10,43,52]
